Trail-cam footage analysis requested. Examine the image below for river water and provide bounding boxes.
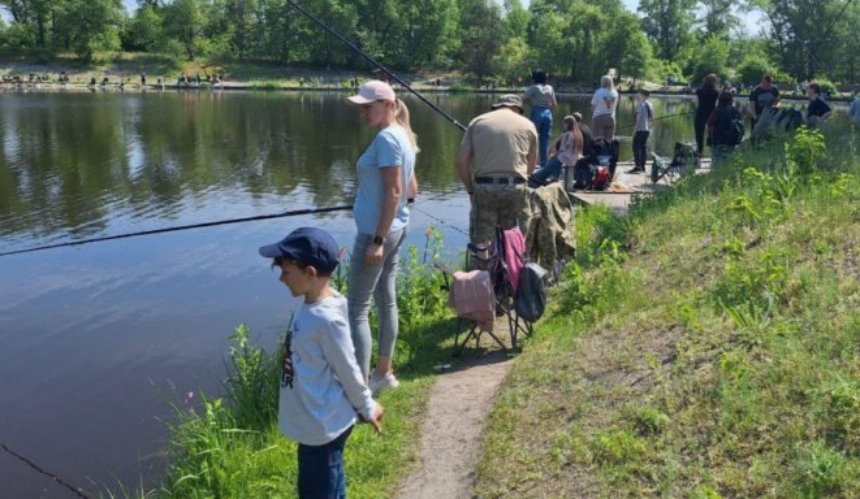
[0,90,696,497]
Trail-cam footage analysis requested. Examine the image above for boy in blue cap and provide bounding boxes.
[259,227,384,498]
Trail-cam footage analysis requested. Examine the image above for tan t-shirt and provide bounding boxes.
[461,109,538,179]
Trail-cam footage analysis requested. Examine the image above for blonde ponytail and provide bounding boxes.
[395,99,420,153]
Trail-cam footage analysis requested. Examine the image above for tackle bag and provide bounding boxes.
[591,166,612,191]
[516,262,549,323]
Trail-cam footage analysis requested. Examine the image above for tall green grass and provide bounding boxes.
[149,228,462,498]
[477,122,860,497]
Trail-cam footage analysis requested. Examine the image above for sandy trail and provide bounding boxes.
[397,349,513,499]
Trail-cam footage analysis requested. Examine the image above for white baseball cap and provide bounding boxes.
[348,80,396,104]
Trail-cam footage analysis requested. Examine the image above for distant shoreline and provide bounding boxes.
[0,81,853,105]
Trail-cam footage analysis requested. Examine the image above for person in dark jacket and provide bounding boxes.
[748,75,780,129]
[694,74,720,161]
[805,82,832,128]
[707,91,742,168]
[573,112,593,157]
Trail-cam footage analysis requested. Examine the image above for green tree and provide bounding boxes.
[162,0,204,60]
[123,4,162,52]
[620,28,655,85]
[755,0,857,80]
[457,0,504,82]
[690,35,730,84]
[396,0,458,69]
[527,0,632,84]
[493,36,531,86]
[225,0,259,58]
[697,0,739,39]
[256,0,299,63]
[604,12,653,85]
[502,0,530,38]
[639,0,696,61]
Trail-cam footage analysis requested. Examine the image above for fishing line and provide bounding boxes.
[0,188,475,258]
[0,204,353,258]
[653,110,696,121]
[0,441,92,499]
[285,0,467,132]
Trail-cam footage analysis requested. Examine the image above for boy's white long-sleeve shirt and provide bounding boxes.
[278,291,376,446]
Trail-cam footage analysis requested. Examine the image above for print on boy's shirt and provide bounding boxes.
[281,326,296,389]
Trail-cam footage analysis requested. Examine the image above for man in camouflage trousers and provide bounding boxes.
[457,94,537,250]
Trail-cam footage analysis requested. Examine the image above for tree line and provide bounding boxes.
[0,0,858,85]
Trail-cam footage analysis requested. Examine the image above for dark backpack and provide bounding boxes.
[516,262,548,322]
[717,107,744,146]
[670,142,697,169]
[727,116,744,146]
[574,159,594,189]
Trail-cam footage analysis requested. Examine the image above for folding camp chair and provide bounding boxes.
[439,227,534,356]
[651,142,696,184]
[436,261,509,355]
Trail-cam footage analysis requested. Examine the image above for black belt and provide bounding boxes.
[474,176,525,185]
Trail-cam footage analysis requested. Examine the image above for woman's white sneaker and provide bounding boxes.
[369,372,400,395]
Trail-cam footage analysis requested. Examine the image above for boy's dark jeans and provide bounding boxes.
[297,426,353,498]
[633,131,650,169]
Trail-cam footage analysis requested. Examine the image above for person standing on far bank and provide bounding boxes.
[694,74,720,162]
[522,70,558,166]
[591,75,618,141]
[629,89,654,174]
[748,74,780,129]
[457,95,536,252]
[346,80,418,395]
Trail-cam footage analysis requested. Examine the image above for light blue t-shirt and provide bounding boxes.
[354,125,416,236]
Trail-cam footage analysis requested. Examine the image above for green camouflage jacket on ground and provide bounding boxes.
[526,183,576,269]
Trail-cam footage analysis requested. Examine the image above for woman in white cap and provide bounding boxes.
[346,80,418,394]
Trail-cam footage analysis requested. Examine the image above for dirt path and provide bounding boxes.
[397,350,513,499]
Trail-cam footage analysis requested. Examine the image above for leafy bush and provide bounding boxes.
[736,54,790,85]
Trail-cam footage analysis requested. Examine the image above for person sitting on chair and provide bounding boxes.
[529,115,583,188]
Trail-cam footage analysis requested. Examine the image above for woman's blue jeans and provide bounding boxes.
[531,106,553,166]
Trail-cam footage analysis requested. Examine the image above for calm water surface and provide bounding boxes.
[0,90,696,497]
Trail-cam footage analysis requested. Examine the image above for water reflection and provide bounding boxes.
[0,92,696,252]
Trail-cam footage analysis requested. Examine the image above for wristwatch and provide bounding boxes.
[372,235,384,245]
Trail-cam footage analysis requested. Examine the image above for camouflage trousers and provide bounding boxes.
[469,183,532,245]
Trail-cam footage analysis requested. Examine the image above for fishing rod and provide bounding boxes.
[0,441,91,499]
[653,110,696,121]
[0,205,353,258]
[285,0,467,132]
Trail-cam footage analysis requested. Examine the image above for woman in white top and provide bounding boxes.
[590,75,618,141]
[523,70,558,166]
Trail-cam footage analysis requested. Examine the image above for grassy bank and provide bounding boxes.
[142,232,463,498]
[477,122,860,496]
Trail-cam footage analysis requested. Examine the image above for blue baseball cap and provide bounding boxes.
[259,227,340,274]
